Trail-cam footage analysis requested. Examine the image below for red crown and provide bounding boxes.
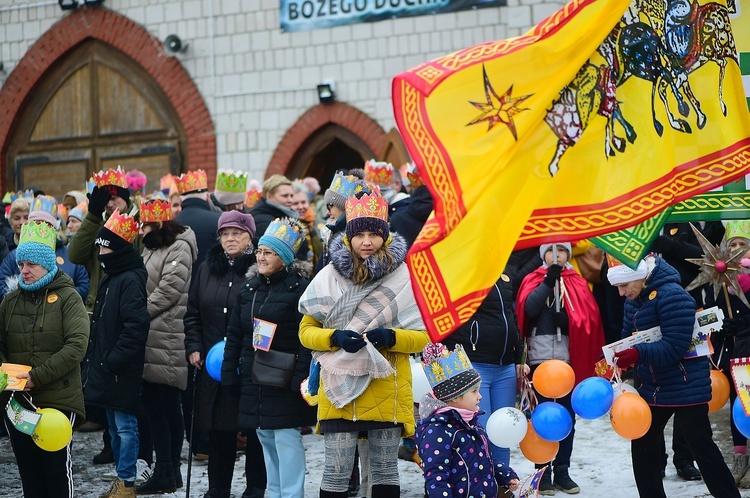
[245,189,262,209]
[103,209,140,243]
[364,159,394,186]
[176,170,208,194]
[94,166,128,188]
[406,162,424,189]
[139,199,173,223]
[345,190,388,224]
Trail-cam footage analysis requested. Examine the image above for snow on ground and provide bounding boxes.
[1,402,750,497]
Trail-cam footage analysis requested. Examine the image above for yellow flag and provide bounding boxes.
[393,0,750,341]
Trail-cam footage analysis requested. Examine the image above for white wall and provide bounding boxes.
[0,0,564,182]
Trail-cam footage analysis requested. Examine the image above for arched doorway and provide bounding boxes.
[7,40,183,199]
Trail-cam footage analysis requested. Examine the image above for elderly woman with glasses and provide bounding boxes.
[183,210,266,498]
[222,218,316,498]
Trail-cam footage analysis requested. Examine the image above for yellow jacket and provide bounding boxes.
[299,314,429,436]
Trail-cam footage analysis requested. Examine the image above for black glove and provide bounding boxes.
[87,186,112,219]
[551,309,569,333]
[366,328,396,348]
[331,329,366,353]
[543,264,562,288]
[722,316,750,337]
[649,235,678,255]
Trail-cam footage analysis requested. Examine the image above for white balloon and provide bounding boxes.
[411,359,432,401]
[612,382,638,400]
[485,407,528,448]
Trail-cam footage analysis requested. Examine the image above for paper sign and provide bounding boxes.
[5,396,41,435]
[252,318,278,352]
[0,363,32,391]
[602,326,662,367]
[685,306,723,359]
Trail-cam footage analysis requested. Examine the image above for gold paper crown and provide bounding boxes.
[406,162,424,189]
[245,189,262,208]
[345,188,388,224]
[364,159,394,186]
[30,195,58,218]
[93,166,128,188]
[103,209,140,243]
[215,170,248,193]
[605,253,625,269]
[176,169,208,194]
[19,220,57,250]
[139,199,173,223]
[421,343,475,388]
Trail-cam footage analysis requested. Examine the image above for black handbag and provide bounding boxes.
[251,349,297,389]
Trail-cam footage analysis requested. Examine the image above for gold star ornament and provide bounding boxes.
[468,65,532,140]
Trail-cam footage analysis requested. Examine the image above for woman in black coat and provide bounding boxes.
[183,210,266,498]
[223,218,316,498]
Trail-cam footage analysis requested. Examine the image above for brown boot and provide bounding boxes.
[108,480,136,498]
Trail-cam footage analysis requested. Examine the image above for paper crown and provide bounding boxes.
[103,209,140,243]
[30,195,58,218]
[725,220,750,242]
[215,170,248,193]
[263,218,305,254]
[139,199,173,223]
[329,173,361,197]
[176,169,208,194]
[10,190,34,202]
[86,178,97,195]
[406,162,424,189]
[94,166,128,189]
[345,186,388,224]
[19,220,57,250]
[364,159,394,186]
[245,189,262,208]
[421,343,480,401]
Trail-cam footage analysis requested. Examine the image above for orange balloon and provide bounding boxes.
[533,359,575,399]
[708,369,730,413]
[520,420,559,464]
[610,393,652,440]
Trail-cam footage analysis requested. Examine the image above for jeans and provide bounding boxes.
[472,362,517,467]
[257,428,306,498]
[106,409,139,483]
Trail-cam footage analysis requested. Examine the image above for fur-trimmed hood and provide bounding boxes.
[244,259,312,281]
[205,242,255,279]
[328,232,408,282]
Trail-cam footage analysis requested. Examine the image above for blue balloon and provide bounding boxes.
[206,340,226,382]
[571,377,614,420]
[733,398,750,439]
[531,401,573,442]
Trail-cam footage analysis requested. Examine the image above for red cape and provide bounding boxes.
[517,267,605,385]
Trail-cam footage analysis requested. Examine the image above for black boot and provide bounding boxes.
[371,484,400,497]
[241,487,265,498]
[203,489,231,498]
[136,462,177,494]
[172,459,183,489]
[553,465,580,494]
[320,490,349,497]
[539,467,555,496]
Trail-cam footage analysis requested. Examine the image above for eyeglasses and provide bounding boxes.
[254,249,278,258]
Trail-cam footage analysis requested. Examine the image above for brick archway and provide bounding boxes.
[0,7,216,192]
[267,102,387,177]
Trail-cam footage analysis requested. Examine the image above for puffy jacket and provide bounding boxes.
[622,257,710,406]
[0,271,89,422]
[141,226,197,390]
[222,262,317,430]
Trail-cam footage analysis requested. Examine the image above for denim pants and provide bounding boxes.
[472,362,517,468]
[256,427,306,498]
[106,409,139,483]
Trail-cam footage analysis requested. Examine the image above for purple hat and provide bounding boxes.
[217,211,256,239]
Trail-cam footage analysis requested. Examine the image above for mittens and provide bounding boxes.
[331,329,366,353]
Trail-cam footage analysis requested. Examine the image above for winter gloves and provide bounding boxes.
[544,264,562,288]
[366,328,396,348]
[331,330,366,353]
[87,186,112,219]
[614,347,639,369]
[551,309,569,333]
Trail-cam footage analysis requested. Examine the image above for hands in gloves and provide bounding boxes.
[614,347,639,369]
[87,186,112,219]
[331,329,366,353]
[543,264,562,288]
[551,309,569,333]
[365,328,396,349]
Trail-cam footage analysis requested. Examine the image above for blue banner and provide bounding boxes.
[280,0,506,32]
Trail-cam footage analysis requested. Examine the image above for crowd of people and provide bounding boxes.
[0,160,747,498]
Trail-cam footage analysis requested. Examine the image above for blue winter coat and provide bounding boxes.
[621,257,711,406]
[0,242,89,300]
[416,394,518,498]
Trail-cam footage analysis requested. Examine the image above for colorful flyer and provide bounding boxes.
[5,396,41,435]
[685,306,722,359]
[0,363,32,391]
[602,326,662,367]
[252,318,278,352]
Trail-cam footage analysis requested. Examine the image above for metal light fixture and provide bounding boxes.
[58,0,104,10]
[317,81,335,104]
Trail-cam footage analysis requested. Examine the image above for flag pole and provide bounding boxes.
[553,244,562,341]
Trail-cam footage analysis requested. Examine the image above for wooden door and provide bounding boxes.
[7,40,186,200]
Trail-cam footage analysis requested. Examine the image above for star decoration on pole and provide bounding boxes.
[468,65,532,140]
[685,223,750,310]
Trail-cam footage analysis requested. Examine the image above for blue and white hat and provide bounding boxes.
[421,343,481,402]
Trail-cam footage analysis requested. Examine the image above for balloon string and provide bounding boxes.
[518,373,538,414]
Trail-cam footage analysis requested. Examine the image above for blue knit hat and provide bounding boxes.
[257,218,305,265]
[16,220,58,290]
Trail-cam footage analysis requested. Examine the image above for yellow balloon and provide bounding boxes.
[33,408,72,452]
